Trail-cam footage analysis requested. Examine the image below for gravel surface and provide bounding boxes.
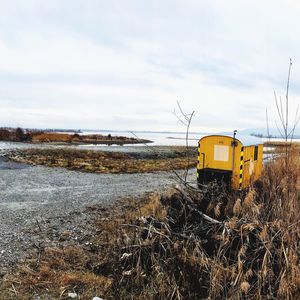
[0,146,196,272]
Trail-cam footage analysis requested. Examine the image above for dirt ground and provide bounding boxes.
[0,153,196,273]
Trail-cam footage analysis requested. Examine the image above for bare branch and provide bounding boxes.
[279,96,286,132]
[173,109,187,126]
[288,105,300,140]
[274,121,285,139]
[285,58,292,140]
[176,100,193,122]
[274,91,285,128]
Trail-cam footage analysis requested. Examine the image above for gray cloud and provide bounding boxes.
[0,0,299,132]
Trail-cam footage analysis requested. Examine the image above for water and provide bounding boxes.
[79,131,300,146]
[79,130,204,146]
[0,131,203,155]
[0,131,299,153]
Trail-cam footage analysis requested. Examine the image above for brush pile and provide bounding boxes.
[1,155,299,299]
[97,157,299,299]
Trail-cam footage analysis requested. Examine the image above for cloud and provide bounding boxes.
[0,0,299,132]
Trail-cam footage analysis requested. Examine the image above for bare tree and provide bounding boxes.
[173,101,195,184]
[274,58,300,169]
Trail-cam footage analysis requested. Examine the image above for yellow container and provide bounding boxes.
[197,135,263,190]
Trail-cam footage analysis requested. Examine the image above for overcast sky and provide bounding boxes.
[0,0,300,133]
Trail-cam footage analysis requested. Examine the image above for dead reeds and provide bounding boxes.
[6,147,197,174]
[1,151,298,299]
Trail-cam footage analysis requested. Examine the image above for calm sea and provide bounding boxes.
[80,130,203,146]
[0,130,299,152]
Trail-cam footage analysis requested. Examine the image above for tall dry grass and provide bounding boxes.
[103,151,300,299]
[1,152,299,299]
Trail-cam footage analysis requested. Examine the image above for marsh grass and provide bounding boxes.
[1,150,299,299]
[7,147,197,174]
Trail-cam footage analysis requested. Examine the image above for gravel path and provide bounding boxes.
[0,152,195,271]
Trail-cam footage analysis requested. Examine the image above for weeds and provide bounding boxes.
[6,147,197,174]
[1,150,299,299]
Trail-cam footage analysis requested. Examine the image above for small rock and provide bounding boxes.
[92,297,104,300]
[68,292,78,298]
[122,270,133,276]
[59,230,71,241]
[120,252,132,260]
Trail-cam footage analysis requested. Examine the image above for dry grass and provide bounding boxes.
[30,132,147,145]
[1,247,112,299]
[7,147,197,173]
[264,141,300,157]
[264,141,300,147]
[31,133,75,143]
[0,128,149,145]
[1,152,299,299]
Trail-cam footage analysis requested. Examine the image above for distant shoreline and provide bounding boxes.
[0,127,153,146]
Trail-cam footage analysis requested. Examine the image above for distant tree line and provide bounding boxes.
[250,132,300,139]
[0,127,33,142]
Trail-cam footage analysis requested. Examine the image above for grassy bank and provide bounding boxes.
[6,147,198,173]
[1,150,299,299]
[0,128,151,145]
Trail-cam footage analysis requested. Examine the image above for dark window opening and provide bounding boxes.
[254,146,258,161]
[197,169,232,187]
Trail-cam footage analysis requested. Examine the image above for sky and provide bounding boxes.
[0,0,300,133]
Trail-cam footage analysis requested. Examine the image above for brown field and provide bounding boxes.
[31,133,75,143]
[30,132,150,145]
[7,147,198,173]
[1,149,299,299]
[0,128,151,145]
[264,141,300,147]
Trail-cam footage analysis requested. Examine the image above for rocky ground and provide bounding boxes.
[0,151,196,273]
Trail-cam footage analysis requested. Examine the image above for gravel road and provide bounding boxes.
[0,147,195,271]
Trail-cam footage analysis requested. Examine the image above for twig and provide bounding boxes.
[35,219,42,233]
[120,224,172,242]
